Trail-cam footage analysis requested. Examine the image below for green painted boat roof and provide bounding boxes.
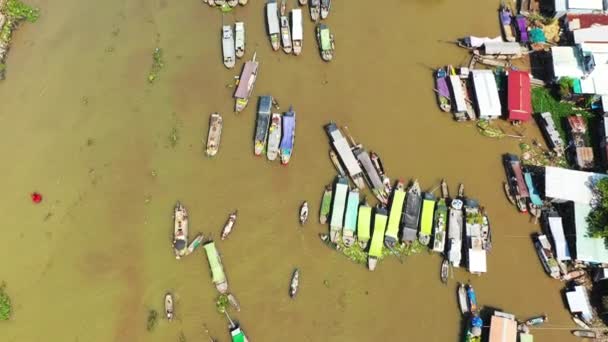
[369,211,388,257]
[357,205,372,240]
[420,199,435,235]
[231,328,246,342]
[320,189,332,216]
[320,27,331,50]
[386,189,405,239]
[203,242,226,284]
[519,333,533,342]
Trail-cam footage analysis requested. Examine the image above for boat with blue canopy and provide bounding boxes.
[368,207,388,271]
[342,189,360,247]
[357,203,372,249]
[279,107,296,165]
[329,176,348,243]
[524,172,543,206]
[385,180,405,249]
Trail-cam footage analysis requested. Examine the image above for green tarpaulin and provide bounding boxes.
[386,189,405,240]
[321,28,331,51]
[529,28,545,44]
[369,211,388,257]
[420,199,435,235]
[357,205,372,241]
[203,242,226,285]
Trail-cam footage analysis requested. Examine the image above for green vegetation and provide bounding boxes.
[531,87,592,142]
[147,48,164,83]
[4,0,40,22]
[329,238,427,265]
[587,178,608,238]
[215,294,229,314]
[558,77,575,99]
[0,282,12,320]
[519,142,568,168]
[146,309,158,331]
[476,120,506,139]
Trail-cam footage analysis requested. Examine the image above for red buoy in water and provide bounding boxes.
[31,192,42,204]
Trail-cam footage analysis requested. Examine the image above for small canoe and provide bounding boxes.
[458,283,469,314]
[173,202,189,259]
[239,0,248,4]
[280,16,292,54]
[503,181,516,205]
[299,201,309,225]
[525,315,547,326]
[227,0,238,6]
[165,293,174,320]
[267,113,282,161]
[441,179,449,199]
[319,185,332,224]
[440,259,449,284]
[222,25,236,69]
[329,149,346,176]
[235,22,245,59]
[572,315,591,330]
[290,268,300,298]
[206,113,223,157]
[458,183,465,198]
[187,233,204,254]
[467,284,478,313]
[370,151,385,176]
[221,211,238,240]
[320,0,330,19]
[572,330,596,338]
[280,0,287,15]
[227,293,241,312]
[310,0,320,21]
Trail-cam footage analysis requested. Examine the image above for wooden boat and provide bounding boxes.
[267,1,281,51]
[503,154,529,213]
[310,0,320,21]
[357,202,372,249]
[353,147,389,205]
[325,123,366,189]
[187,233,204,254]
[227,0,238,7]
[280,16,293,54]
[222,25,236,69]
[316,24,335,62]
[464,200,487,275]
[227,315,249,342]
[330,176,349,243]
[319,185,332,224]
[419,192,435,246]
[563,269,586,281]
[447,198,464,267]
[280,0,287,15]
[221,211,238,240]
[203,242,229,294]
[368,207,388,271]
[572,315,591,329]
[227,293,240,312]
[467,284,478,313]
[435,67,452,112]
[481,212,492,252]
[173,202,189,259]
[279,107,296,165]
[329,149,346,176]
[234,53,258,113]
[458,283,469,314]
[503,181,516,205]
[385,180,405,249]
[401,180,422,243]
[235,22,245,58]
[370,151,385,176]
[342,189,360,247]
[289,268,300,298]
[299,201,309,225]
[432,198,448,253]
[441,179,449,199]
[205,113,223,157]
[535,234,560,278]
[458,183,465,198]
[267,113,282,160]
[291,9,303,55]
[525,315,547,326]
[440,259,449,284]
[572,330,596,338]
[500,4,516,42]
[320,0,330,19]
[165,293,174,320]
[254,96,273,156]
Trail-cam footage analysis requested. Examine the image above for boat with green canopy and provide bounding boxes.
[357,203,372,249]
[432,198,448,254]
[419,193,436,246]
[342,189,360,247]
[330,176,349,243]
[385,181,405,249]
[203,241,229,294]
[368,207,388,271]
[316,24,335,62]
[319,185,332,224]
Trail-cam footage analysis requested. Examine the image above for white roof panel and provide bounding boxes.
[569,0,604,10]
[468,249,487,273]
[548,216,571,261]
[574,26,608,44]
[291,9,303,40]
[333,138,363,176]
[472,70,501,119]
[449,75,467,113]
[551,47,585,78]
[545,166,607,204]
[267,2,280,34]
[566,285,594,322]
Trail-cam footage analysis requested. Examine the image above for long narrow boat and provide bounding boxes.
[280,0,287,15]
[203,241,229,294]
[342,189,360,247]
[435,67,452,112]
[299,0,306,4]
[227,0,238,7]
[267,1,280,51]
[357,202,372,249]
[310,0,320,21]
[467,284,479,313]
[385,180,405,249]
[448,198,464,267]
[291,9,303,55]
[267,113,282,160]
[316,24,335,62]
[419,193,435,246]
[325,123,366,189]
[280,16,293,54]
[254,96,272,156]
[370,151,386,176]
[187,233,204,254]
[368,207,388,271]
[465,199,487,275]
[503,154,529,213]
[329,176,348,243]
[432,198,448,253]
[228,320,249,342]
[458,282,469,314]
[319,185,332,224]
[222,25,236,69]
[165,293,174,320]
[440,259,449,284]
[320,0,331,19]
[205,113,223,157]
[535,234,561,279]
[481,211,492,252]
[279,107,296,165]
[500,4,516,42]
[173,202,189,259]
[329,149,346,176]
[503,181,516,205]
[353,147,388,204]
[235,22,245,58]
[234,53,259,113]
[572,330,597,338]
[401,180,422,243]
[289,268,300,298]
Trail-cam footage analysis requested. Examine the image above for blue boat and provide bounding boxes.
[280,107,296,165]
[467,284,478,313]
[524,172,542,206]
[342,189,360,247]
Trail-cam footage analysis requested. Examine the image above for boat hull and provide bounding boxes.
[206,113,223,157]
[165,293,174,320]
[271,34,280,51]
[173,202,189,259]
[293,41,302,55]
[368,257,378,271]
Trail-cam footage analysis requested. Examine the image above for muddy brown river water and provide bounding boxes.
[0,0,578,341]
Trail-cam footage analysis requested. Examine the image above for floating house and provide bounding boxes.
[507,70,532,122]
[471,70,502,120]
[551,44,608,96]
[489,311,517,342]
[566,285,594,322]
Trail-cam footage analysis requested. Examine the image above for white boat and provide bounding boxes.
[320,0,331,19]
[267,113,282,160]
[205,113,223,157]
[235,22,245,59]
[535,234,560,279]
[222,25,236,69]
[299,201,309,225]
[227,0,238,6]
[221,211,238,240]
[290,268,300,298]
[267,1,281,51]
[280,16,293,54]
[447,199,463,267]
[310,0,320,21]
[239,0,248,4]
[291,9,303,55]
[173,202,189,259]
[458,283,469,314]
[165,293,174,320]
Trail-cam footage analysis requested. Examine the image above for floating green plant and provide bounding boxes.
[146,309,158,331]
[148,48,164,83]
[0,282,11,321]
[215,294,229,314]
[4,0,40,22]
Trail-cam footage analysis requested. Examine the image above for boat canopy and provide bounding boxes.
[279,109,295,151]
[386,187,406,240]
[566,285,594,323]
[234,61,259,99]
[508,156,530,197]
[354,148,384,191]
[547,216,571,261]
[519,333,533,342]
[472,70,502,119]
[449,75,468,113]
[507,70,532,122]
[369,208,388,257]
[489,314,517,342]
[222,25,235,58]
[524,173,543,206]
[483,42,523,55]
[325,124,363,177]
[203,242,226,285]
[319,25,331,51]
[462,35,503,48]
[258,95,272,115]
[267,1,280,34]
[231,327,246,342]
[420,198,435,236]
[515,15,529,43]
[402,190,422,242]
[357,205,372,242]
[468,248,487,273]
[343,190,359,233]
[291,9,303,40]
[330,177,348,229]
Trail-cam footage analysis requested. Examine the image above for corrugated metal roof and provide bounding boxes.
[576,147,594,169]
[489,315,517,342]
[472,70,502,119]
[551,47,585,78]
[566,285,594,322]
[568,14,608,30]
[545,166,607,203]
[548,216,571,261]
[449,75,468,113]
[333,138,363,176]
[507,70,532,121]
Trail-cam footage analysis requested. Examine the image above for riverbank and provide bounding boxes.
[0,0,39,79]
